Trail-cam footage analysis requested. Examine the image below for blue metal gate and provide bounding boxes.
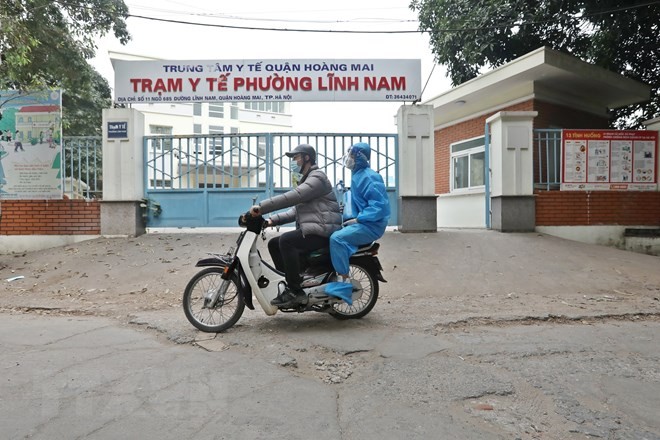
[143,133,398,228]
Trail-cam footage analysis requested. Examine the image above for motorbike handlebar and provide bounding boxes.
[238,211,267,233]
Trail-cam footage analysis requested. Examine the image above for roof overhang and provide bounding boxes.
[424,46,652,129]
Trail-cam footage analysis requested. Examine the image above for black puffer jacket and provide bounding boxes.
[259,165,342,237]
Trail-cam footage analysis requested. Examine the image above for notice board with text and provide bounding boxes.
[561,130,658,191]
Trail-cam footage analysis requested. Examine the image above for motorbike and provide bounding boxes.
[182,211,386,333]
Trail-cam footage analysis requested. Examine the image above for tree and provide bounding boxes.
[410,0,660,128]
[0,0,130,134]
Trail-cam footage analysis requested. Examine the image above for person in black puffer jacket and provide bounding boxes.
[250,144,342,307]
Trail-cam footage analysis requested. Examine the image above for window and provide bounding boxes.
[451,136,485,191]
[230,103,239,119]
[208,104,224,118]
[150,125,173,151]
[230,127,240,157]
[207,125,224,155]
[192,124,203,150]
[199,182,227,188]
[243,101,286,114]
[257,137,266,158]
[193,103,202,116]
[150,179,172,189]
[208,125,224,135]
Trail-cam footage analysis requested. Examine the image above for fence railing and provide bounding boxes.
[534,129,562,190]
[63,131,560,200]
[144,132,397,195]
[62,137,103,200]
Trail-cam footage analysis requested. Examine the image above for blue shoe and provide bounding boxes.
[325,280,353,305]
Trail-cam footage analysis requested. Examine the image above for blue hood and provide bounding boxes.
[351,142,371,172]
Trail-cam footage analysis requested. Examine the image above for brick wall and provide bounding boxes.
[435,98,659,228]
[0,199,101,235]
[435,100,534,194]
[533,101,610,129]
[536,191,660,226]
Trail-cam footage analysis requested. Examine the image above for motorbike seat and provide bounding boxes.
[305,242,378,262]
[301,242,379,279]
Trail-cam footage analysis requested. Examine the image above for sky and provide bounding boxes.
[90,0,452,133]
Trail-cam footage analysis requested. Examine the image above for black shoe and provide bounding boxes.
[270,287,307,307]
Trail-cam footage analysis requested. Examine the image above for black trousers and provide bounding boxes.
[267,229,329,290]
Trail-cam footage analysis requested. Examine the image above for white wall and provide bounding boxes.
[141,112,193,136]
[437,192,486,228]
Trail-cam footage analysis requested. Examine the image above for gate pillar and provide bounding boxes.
[100,108,146,236]
[396,105,437,232]
[486,111,537,232]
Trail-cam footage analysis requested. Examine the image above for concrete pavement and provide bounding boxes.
[1,230,660,439]
[1,313,659,439]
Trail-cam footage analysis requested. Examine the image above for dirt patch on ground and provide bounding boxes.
[1,230,659,331]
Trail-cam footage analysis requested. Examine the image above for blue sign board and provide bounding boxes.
[107,121,128,139]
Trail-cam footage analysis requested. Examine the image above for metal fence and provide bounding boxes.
[143,132,399,227]
[144,132,397,195]
[534,129,562,190]
[62,130,562,202]
[62,136,103,200]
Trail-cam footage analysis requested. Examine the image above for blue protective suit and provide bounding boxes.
[326,143,391,304]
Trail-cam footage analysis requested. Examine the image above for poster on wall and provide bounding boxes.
[0,89,63,200]
[561,129,658,191]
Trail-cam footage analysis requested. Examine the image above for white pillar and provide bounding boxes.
[396,105,437,232]
[485,111,537,231]
[101,108,146,236]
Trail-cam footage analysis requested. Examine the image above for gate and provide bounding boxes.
[143,133,398,228]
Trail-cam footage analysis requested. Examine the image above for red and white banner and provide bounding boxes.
[112,58,421,104]
[561,129,658,191]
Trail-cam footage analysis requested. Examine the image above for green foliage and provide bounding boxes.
[0,0,130,134]
[63,68,113,136]
[411,0,660,128]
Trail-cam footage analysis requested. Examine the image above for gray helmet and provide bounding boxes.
[285,144,316,164]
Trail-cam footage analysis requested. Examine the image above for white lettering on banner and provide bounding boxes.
[112,59,421,103]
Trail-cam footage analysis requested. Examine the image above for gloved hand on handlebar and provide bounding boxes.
[239,210,269,233]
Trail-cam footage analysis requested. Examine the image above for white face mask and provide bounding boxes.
[342,148,356,170]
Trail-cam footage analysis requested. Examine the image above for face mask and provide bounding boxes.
[291,160,302,186]
[344,156,355,170]
[342,148,356,170]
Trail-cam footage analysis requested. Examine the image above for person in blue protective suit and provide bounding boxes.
[326,142,391,304]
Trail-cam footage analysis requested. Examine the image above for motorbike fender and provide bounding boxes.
[194,257,255,310]
[195,256,230,267]
[349,255,387,283]
[237,265,255,310]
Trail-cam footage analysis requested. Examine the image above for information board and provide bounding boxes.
[561,130,658,191]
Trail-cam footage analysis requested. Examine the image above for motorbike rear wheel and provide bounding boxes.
[329,262,379,320]
[183,267,245,333]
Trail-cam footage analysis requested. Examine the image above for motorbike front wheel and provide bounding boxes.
[183,267,245,333]
[329,262,379,320]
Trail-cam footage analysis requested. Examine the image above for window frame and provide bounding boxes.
[208,103,224,119]
[149,125,173,151]
[450,135,486,193]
